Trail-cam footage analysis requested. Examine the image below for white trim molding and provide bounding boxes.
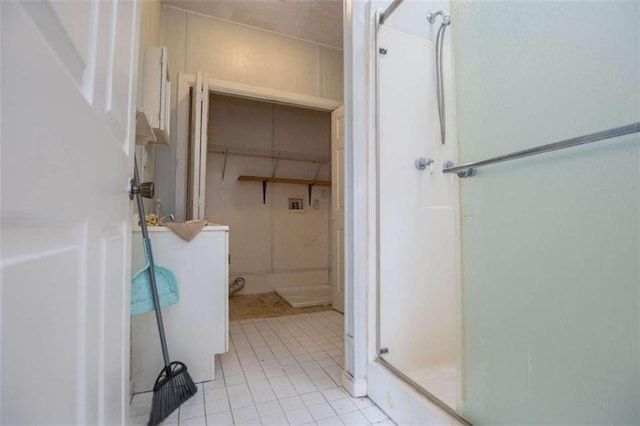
[342,371,368,398]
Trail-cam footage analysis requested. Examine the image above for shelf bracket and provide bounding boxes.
[221,149,229,181]
[313,164,322,181]
[308,183,316,206]
[262,180,268,204]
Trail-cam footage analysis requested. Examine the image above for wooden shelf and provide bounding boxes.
[237,175,331,204]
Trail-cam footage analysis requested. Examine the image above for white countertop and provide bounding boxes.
[133,224,229,232]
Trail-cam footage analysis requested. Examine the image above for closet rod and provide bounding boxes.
[209,144,329,164]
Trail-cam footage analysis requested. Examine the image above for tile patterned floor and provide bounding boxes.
[129,311,394,426]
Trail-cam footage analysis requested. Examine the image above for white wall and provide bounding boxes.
[453,1,639,424]
[206,94,332,294]
[158,6,343,218]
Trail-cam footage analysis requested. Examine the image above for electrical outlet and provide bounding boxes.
[313,199,320,209]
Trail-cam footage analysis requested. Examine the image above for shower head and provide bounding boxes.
[427,10,451,25]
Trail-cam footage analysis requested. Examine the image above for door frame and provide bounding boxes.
[175,74,342,222]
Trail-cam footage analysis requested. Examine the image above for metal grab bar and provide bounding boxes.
[443,122,640,178]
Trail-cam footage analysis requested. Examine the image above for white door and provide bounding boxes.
[1,1,139,424]
[188,72,209,220]
[331,106,345,313]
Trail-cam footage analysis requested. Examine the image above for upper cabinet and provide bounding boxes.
[140,46,171,144]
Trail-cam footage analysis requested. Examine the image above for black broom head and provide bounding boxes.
[148,361,197,426]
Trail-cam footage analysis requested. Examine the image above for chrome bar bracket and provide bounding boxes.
[456,168,476,178]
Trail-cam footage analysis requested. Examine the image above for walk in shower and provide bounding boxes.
[374,0,640,424]
[376,0,460,414]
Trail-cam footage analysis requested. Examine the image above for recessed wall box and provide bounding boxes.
[141,47,171,144]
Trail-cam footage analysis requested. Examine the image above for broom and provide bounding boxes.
[132,158,197,425]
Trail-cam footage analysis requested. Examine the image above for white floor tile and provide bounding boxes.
[179,402,206,421]
[232,405,260,423]
[314,377,338,390]
[285,407,314,426]
[203,378,226,390]
[246,370,268,382]
[308,402,337,421]
[360,406,388,423]
[251,388,277,404]
[261,412,291,426]
[228,393,255,410]
[208,410,234,426]
[226,384,251,398]
[128,414,149,425]
[315,416,344,426]
[205,397,231,415]
[205,386,228,402]
[129,402,152,418]
[225,374,248,387]
[264,366,286,378]
[329,399,358,416]
[179,416,206,426]
[294,381,318,394]
[131,391,153,404]
[321,387,348,402]
[255,400,283,418]
[279,395,305,412]
[248,379,272,393]
[350,397,374,410]
[372,420,396,426]
[273,384,298,399]
[339,411,370,426]
[300,391,327,407]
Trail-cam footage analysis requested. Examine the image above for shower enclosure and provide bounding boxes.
[373,0,640,424]
[376,0,460,414]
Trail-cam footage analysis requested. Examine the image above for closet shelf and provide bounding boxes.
[237,175,331,205]
[238,176,331,186]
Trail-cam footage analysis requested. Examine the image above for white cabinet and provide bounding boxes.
[141,46,171,144]
[130,225,229,393]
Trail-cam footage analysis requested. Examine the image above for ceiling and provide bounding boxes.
[163,0,344,49]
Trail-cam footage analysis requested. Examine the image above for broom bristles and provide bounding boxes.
[148,362,197,426]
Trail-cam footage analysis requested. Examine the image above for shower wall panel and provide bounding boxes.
[377,20,459,401]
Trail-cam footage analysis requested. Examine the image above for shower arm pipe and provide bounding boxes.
[379,0,405,25]
[443,122,640,178]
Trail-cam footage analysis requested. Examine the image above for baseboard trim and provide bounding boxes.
[368,360,470,425]
[341,371,367,397]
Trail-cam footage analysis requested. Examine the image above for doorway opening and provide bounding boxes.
[177,76,345,321]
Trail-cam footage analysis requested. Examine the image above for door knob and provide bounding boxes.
[128,179,155,200]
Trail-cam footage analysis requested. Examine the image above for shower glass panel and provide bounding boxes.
[376,0,460,411]
[452,1,640,424]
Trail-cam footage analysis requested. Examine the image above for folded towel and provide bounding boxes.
[163,220,208,242]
